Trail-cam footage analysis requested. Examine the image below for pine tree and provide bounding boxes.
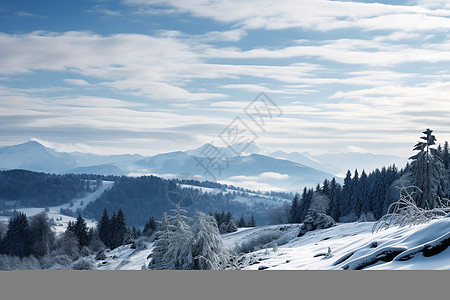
[226,219,238,233]
[340,170,353,219]
[237,216,246,228]
[248,213,256,227]
[289,193,301,223]
[166,204,194,269]
[148,212,176,270]
[1,212,30,257]
[359,170,370,216]
[300,189,313,221]
[329,178,341,221]
[409,129,446,208]
[70,213,90,248]
[110,209,127,249]
[143,216,157,236]
[444,141,449,170]
[350,169,360,217]
[191,212,229,270]
[322,179,330,198]
[97,208,109,247]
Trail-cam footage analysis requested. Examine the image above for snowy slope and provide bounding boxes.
[230,219,450,270]
[96,242,155,270]
[0,181,114,234]
[83,218,450,270]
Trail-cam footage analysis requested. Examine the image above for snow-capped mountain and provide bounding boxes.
[0,141,407,191]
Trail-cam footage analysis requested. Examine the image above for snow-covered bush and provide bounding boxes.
[357,212,376,222]
[235,231,284,254]
[80,246,91,257]
[298,211,335,237]
[0,254,42,270]
[373,186,450,233]
[131,238,147,251]
[71,257,96,270]
[53,231,80,260]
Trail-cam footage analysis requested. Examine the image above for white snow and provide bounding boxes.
[96,242,154,270]
[0,181,114,234]
[76,218,450,270]
[228,219,450,270]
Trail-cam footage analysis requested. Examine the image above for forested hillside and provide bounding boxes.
[0,170,92,207]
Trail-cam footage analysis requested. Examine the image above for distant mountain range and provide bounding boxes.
[0,141,407,191]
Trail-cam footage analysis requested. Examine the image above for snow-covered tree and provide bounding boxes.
[28,212,55,257]
[191,212,229,270]
[164,205,194,270]
[409,129,447,209]
[148,212,176,270]
[226,219,238,233]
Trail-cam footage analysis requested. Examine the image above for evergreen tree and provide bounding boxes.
[1,212,30,257]
[359,170,370,215]
[322,179,330,198]
[69,213,90,248]
[444,141,449,170]
[340,170,353,219]
[300,189,313,221]
[329,178,341,221]
[248,213,256,227]
[289,193,301,223]
[191,212,229,270]
[226,219,238,233]
[148,212,176,270]
[166,205,194,269]
[143,216,157,236]
[97,208,109,247]
[409,129,446,208]
[237,216,246,228]
[28,212,55,257]
[350,169,360,217]
[109,209,127,249]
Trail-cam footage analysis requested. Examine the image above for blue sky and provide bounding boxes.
[1,0,450,157]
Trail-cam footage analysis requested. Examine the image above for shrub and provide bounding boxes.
[71,257,96,270]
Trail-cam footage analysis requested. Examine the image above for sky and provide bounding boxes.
[1,0,450,157]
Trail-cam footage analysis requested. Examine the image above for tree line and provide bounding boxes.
[289,129,450,224]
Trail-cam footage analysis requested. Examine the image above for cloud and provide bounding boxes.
[123,0,450,32]
[30,138,99,153]
[63,78,91,86]
[16,11,41,18]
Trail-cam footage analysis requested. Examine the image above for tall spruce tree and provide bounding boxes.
[289,193,301,223]
[340,170,353,219]
[148,212,176,270]
[409,129,446,208]
[191,212,229,270]
[70,213,90,248]
[444,141,449,170]
[97,208,109,247]
[1,212,30,257]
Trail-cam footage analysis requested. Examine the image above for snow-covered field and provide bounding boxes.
[229,218,450,270]
[93,217,450,270]
[0,181,114,234]
[96,242,155,270]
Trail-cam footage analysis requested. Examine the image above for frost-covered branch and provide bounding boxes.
[372,186,450,233]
